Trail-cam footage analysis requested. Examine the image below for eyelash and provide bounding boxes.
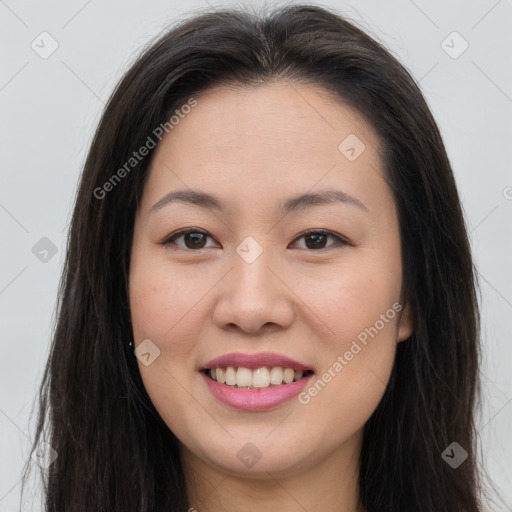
[159,228,351,251]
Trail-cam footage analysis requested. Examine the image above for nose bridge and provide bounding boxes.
[231,235,276,304]
[212,235,294,333]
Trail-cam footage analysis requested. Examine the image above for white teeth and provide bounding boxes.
[270,366,284,385]
[252,367,270,388]
[225,366,237,386]
[236,367,253,387]
[216,367,225,384]
[283,368,295,384]
[207,366,310,389]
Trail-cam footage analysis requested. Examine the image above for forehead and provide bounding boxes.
[142,81,390,217]
[167,81,377,155]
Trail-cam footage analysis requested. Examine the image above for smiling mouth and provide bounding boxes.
[202,366,315,390]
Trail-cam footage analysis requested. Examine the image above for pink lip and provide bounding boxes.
[200,352,311,371]
[201,372,314,411]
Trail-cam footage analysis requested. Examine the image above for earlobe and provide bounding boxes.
[397,300,415,342]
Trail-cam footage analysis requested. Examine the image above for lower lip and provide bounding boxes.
[201,372,314,411]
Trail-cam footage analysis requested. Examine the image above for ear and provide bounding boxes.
[397,298,415,342]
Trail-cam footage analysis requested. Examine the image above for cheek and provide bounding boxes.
[128,253,209,426]
[307,252,402,344]
[295,253,402,427]
[129,256,206,350]
[129,260,205,431]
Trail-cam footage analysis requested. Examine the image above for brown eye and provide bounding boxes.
[292,230,348,250]
[304,232,328,249]
[161,228,348,252]
[162,229,216,250]
[182,232,208,249]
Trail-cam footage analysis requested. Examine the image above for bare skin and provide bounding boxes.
[129,81,414,511]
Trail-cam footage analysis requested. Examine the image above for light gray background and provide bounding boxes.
[1,0,511,510]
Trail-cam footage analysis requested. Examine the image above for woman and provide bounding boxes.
[21,4,485,511]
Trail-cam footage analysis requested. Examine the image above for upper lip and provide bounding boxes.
[200,352,313,372]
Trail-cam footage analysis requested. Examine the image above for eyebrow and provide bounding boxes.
[150,188,368,214]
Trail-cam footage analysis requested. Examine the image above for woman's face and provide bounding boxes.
[129,81,413,479]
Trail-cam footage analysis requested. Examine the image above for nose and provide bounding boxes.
[212,243,295,335]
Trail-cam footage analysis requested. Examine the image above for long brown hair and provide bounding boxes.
[20,4,485,511]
